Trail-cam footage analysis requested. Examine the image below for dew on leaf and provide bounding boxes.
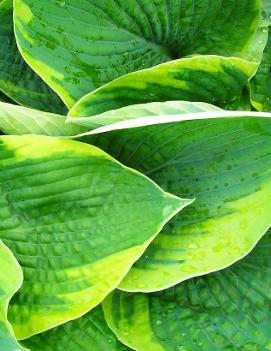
[55,0,66,7]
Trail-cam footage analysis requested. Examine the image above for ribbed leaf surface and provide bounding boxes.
[22,306,131,351]
[14,0,261,107]
[69,56,256,117]
[0,102,85,136]
[0,0,66,113]
[103,229,271,351]
[84,109,271,292]
[0,135,188,339]
[68,101,221,130]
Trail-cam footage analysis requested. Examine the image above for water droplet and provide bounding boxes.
[64,66,71,74]
[176,346,187,351]
[55,0,66,6]
[253,330,260,337]
[123,329,129,336]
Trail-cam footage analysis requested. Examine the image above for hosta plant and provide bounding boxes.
[0,1,271,351]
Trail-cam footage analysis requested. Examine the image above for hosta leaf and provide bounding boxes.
[0,0,66,113]
[103,228,271,351]
[250,27,271,112]
[0,242,26,351]
[22,305,131,351]
[69,56,257,117]
[0,135,188,339]
[83,109,271,292]
[14,0,261,108]
[68,101,222,130]
[0,102,86,136]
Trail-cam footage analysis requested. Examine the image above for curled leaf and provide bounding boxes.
[69,56,257,117]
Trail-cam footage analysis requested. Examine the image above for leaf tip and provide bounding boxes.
[161,193,194,222]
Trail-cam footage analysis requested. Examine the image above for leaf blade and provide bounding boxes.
[0,242,27,351]
[14,0,260,107]
[250,27,271,112]
[22,305,131,351]
[0,0,66,113]
[0,135,189,339]
[69,56,257,117]
[79,105,271,292]
[103,228,271,351]
[0,101,85,136]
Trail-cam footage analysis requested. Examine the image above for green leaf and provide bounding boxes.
[103,228,271,351]
[250,27,271,112]
[68,101,222,131]
[69,56,257,117]
[22,305,131,351]
[0,101,86,136]
[81,107,271,292]
[0,135,189,339]
[14,0,261,108]
[0,0,67,113]
[0,241,26,351]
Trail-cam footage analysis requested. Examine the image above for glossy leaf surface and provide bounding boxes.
[14,0,260,107]
[104,229,271,351]
[0,0,66,113]
[83,109,271,292]
[0,135,187,338]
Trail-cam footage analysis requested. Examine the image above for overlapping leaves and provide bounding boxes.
[0,0,271,350]
[76,104,271,292]
[0,135,187,339]
[14,0,261,107]
[0,242,26,351]
[103,228,271,351]
[69,56,257,117]
[0,0,66,113]
[22,306,131,351]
